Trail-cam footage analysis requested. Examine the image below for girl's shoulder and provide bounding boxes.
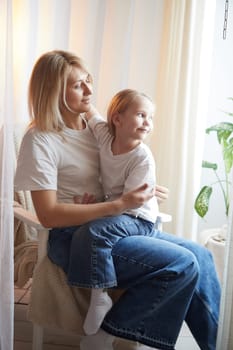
[134,142,154,161]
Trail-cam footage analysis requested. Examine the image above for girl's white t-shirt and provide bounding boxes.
[14,122,104,204]
[88,115,159,223]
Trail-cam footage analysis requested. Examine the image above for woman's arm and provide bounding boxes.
[31,184,153,228]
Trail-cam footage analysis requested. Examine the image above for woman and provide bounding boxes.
[15,50,221,350]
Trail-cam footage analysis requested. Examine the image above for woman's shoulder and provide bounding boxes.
[22,125,49,140]
[20,124,98,156]
[22,125,63,146]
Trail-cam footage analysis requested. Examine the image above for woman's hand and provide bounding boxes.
[155,185,169,204]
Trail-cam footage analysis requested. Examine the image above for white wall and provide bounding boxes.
[197,0,233,234]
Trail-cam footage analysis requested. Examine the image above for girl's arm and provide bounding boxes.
[31,184,152,228]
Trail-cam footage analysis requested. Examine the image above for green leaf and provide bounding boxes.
[206,122,233,144]
[194,186,213,218]
[225,112,233,117]
[223,137,233,173]
[202,161,217,171]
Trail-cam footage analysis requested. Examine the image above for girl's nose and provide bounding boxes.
[143,118,150,125]
[144,118,153,130]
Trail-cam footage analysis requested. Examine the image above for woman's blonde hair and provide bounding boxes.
[107,89,154,135]
[28,50,92,132]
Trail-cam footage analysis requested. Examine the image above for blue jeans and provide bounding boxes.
[48,218,221,350]
[67,214,154,288]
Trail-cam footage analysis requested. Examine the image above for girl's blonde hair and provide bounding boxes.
[107,89,154,135]
[28,50,92,132]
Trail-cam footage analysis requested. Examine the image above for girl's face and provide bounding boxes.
[116,96,154,141]
[62,67,93,118]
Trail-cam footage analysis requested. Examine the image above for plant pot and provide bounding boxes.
[199,225,227,284]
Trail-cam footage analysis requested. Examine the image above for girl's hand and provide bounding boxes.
[74,193,97,204]
[118,184,154,211]
[155,185,169,204]
[85,104,99,121]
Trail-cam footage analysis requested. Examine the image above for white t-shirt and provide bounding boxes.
[14,119,103,204]
[88,114,159,223]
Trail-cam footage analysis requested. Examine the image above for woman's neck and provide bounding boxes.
[64,114,86,130]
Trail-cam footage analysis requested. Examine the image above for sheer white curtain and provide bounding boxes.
[12,0,164,122]
[152,0,216,239]
[0,1,14,349]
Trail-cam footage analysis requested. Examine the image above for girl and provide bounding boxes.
[80,89,159,335]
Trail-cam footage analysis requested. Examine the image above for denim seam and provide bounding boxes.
[94,219,138,232]
[103,280,173,349]
[112,253,159,270]
[101,322,175,350]
[67,279,118,288]
[91,238,98,284]
[90,216,152,235]
[89,235,117,288]
[194,289,219,325]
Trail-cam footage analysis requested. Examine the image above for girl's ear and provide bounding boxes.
[111,112,122,127]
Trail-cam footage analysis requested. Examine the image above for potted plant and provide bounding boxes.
[194,98,233,220]
[194,99,233,283]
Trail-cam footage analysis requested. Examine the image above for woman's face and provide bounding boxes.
[62,67,93,116]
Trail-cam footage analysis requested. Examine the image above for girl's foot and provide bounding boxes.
[83,290,113,335]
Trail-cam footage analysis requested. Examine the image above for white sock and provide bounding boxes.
[83,289,113,335]
[80,329,115,350]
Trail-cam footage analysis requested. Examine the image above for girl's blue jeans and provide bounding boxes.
[68,214,154,288]
[48,215,221,350]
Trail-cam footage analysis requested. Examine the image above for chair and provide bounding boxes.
[13,123,172,350]
[14,202,48,350]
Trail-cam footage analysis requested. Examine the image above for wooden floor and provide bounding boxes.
[14,279,200,349]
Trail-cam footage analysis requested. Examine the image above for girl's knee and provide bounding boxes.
[184,240,215,268]
[184,250,200,281]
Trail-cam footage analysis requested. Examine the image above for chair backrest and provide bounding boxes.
[14,123,38,241]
